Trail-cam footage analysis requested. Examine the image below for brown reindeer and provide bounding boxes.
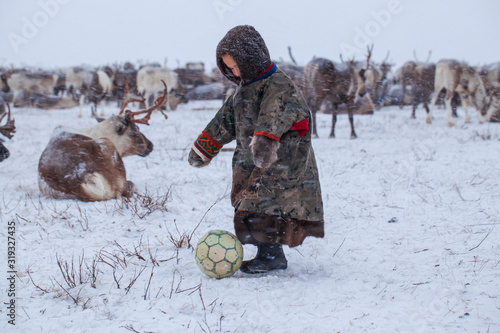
[302,57,367,138]
[38,82,168,201]
[399,60,436,119]
[426,59,497,126]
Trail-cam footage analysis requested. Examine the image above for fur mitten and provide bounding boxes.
[250,135,280,168]
[188,148,210,168]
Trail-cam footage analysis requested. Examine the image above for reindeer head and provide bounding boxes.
[95,113,154,158]
[91,80,169,158]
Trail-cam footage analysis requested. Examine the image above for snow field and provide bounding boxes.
[0,101,499,332]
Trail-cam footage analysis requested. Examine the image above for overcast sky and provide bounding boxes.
[1,0,499,71]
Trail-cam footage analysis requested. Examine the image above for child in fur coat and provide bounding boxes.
[189,25,324,274]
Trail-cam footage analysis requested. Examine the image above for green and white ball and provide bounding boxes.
[195,230,244,279]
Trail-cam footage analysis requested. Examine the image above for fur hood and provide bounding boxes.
[216,25,272,85]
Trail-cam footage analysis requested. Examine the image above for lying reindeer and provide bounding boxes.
[38,81,168,201]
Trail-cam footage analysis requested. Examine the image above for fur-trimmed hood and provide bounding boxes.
[216,25,272,85]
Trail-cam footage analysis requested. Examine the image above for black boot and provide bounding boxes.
[240,243,288,274]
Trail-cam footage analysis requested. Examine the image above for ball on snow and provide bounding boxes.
[195,230,243,279]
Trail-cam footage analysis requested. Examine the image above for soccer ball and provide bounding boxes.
[195,230,244,279]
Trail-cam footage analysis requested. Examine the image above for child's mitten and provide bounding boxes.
[250,135,280,168]
[188,148,210,168]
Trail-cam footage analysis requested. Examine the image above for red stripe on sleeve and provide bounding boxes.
[253,131,280,141]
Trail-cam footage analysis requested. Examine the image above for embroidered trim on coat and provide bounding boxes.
[194,130,223,159]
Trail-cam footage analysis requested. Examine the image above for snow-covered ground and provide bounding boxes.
[1,101,499,332]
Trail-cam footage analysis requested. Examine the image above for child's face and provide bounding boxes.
[222,54,241,78]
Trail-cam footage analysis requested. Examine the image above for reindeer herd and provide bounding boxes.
[1,47,499,202]
[293,47,500,138]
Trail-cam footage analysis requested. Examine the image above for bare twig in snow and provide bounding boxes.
[469,229,493,251]
[333,238,346,258]
[125,265,147,294]
[144,266,154,300]
[113,268,122,289]
[453,184,479,202]
[54,279,79,305]
[27,270,49,293]
[121,324,140,333]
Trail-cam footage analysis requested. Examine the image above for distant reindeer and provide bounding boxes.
[399,51,437,119]
[174,62,211,90]
[427,59,498,126]
[112,62,138,107]
[363,45,392,109]
[479,62,500,96]
[302,55,367,139]
[65,66,114,116]
[38,82,168,201]
[478,62,500,122]
[136,65,186,110]
[6,70,60,107]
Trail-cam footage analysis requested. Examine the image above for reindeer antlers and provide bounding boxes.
[119,79,145,115]
[119,80,169,125]
[413,50,433,64]
[340,53,358,66]
[366,44,374,69]
[0,103,16,139]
